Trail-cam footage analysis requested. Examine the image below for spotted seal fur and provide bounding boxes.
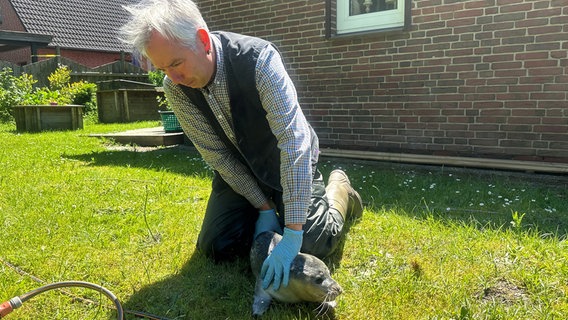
[250,231,342,316]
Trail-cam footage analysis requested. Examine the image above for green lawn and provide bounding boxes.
[0,121,567,319]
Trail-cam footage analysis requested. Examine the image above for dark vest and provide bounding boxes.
[180,31,282,191]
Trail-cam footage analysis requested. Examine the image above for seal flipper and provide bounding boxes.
[252,278,273,316]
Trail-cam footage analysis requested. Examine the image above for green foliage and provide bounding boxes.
[22,86,72,105]
[148,69,165,87]
[156,93,170,110]
[24,64,74,105]
[68,81,98,114]
[510,210,526,231]
[148,69,170,110]
[0,68,35,122]
[48,65,71,91]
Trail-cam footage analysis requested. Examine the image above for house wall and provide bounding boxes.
[0,0,29,65]
[197,0,568,163]
[37,48,128,68]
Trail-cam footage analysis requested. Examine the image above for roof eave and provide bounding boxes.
[0,30,53,46]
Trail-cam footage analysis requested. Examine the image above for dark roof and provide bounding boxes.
[9,0,138,52]
[0,30,52,52]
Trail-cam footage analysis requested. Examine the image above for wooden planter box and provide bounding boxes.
[13,105,84,132]
[96,79,165,123]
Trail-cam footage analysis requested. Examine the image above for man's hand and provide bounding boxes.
[254,208,282,239]
[260,227,303,290]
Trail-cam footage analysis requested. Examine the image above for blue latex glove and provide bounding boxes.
[254,208,282,239]
[260,227,303,290]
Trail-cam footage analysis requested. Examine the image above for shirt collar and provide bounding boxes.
[202,33,223,92]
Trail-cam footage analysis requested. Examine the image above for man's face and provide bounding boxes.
[145,30,214,89]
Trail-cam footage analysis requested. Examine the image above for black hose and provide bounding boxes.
[18,281,123,320]
[1,257,174,319]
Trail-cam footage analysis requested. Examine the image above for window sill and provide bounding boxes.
[327,25,409,40]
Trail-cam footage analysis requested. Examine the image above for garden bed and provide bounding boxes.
[96,79,165,123]
[13,104,84,132]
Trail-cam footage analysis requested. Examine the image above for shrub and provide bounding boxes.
[148,69,165,87]
[48,65,71,91]
[0,68,35,122]
[68,81,98,114]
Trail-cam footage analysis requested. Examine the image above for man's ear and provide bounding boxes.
[197,28,211,53]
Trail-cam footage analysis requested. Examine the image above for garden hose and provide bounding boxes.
[0,281,123,319]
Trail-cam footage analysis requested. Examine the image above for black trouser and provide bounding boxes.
[196,170,345,262]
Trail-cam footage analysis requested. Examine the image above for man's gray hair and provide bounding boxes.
[120,0,209,58]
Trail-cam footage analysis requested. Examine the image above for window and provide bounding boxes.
[335,0,408,35]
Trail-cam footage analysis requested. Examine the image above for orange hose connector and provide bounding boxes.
[0,300,13,318]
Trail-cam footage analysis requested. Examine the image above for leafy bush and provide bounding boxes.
[148,69,165,87]
[68,81,98,114]
[0,68,35,122]
[48,65,71,91]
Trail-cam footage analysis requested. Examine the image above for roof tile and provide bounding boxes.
[10,0,138,52]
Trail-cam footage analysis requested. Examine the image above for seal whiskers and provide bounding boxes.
[314,290,340,316]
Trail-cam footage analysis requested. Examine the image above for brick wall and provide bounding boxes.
[198,0,568,163]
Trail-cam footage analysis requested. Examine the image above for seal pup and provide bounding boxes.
[250,231,342,316]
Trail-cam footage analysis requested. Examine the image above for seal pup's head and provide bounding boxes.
[250,231,343,316]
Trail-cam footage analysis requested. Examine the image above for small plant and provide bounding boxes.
[510,210,526,231]
[148,69,170,110]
